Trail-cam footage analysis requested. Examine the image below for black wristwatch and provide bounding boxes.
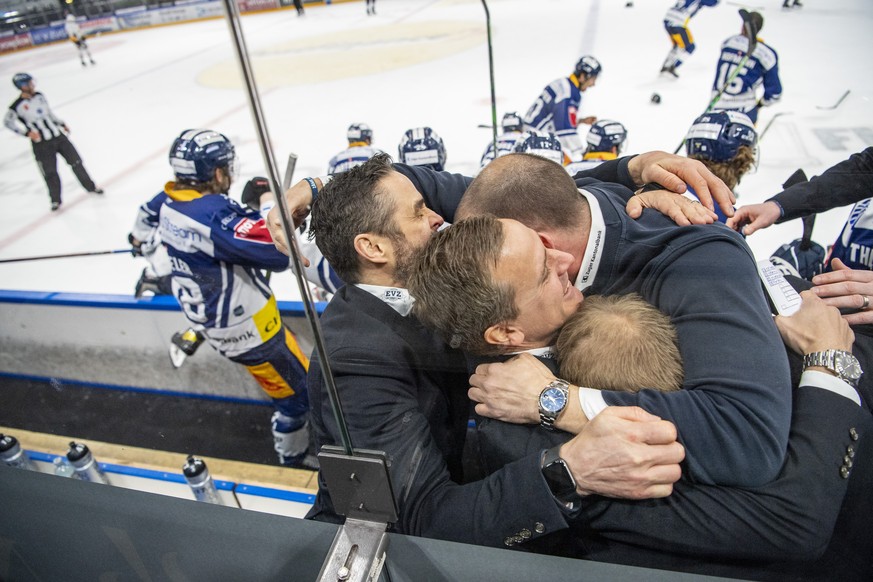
[541,446,579,505]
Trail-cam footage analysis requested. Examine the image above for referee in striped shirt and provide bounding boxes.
[4,73,103,211]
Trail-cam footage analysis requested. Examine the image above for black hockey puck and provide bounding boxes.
[651,93,661,104]
[625,1,634,6]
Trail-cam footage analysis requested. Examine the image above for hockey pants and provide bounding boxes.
[33,134,97,205]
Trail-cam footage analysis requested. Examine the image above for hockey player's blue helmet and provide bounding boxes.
[512,130,565,166]
[685,110,757,162]
[770,239,826,281]
[574,56,602,79]
[12,73,32,89]
[501,112,524,133]
[169,129,236,183]
[398,127,447,171]
[586,119,628,154]
[347,122,373,144]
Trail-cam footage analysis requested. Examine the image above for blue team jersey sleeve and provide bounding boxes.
[208,199,293,272]
[762,62,783,102]
[131,191,169,242]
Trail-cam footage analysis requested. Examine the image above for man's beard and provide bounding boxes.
[393,237,416,287]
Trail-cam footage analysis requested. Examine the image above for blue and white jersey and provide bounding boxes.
[327,144,383,174]
[523,77,586,160]
[131,188,172,276]
[296,217,343,297]
[711,35,782,116]
[827,198,873,271]
[664,0,719,28]
[158,188,293,358]
[477,130,524,173]
[131,188,168,251]
[564,152,617,177]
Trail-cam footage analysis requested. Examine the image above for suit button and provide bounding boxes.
[850,428,859,441]
[520,529,532,539]
[840,466,850,479]
[847,445,855,457]
[504,537,514,547]
[844,455,854,467]
[534,522,545,534]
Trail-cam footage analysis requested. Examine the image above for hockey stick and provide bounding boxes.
[816,89,850,110]
[481,0,499,156]
[0,248,130,264]
[477,123,494,129]
[264,152,298,287]
[673,9,759,154]
[757,111,792,142]
[780,169,816,251]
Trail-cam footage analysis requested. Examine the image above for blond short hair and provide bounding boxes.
[556,294,683,392]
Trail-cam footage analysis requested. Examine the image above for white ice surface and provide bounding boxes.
[0,0,871,301]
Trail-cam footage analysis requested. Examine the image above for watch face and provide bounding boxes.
[540,387,568,414]
[542,458,578,501]
[836,352,863,381]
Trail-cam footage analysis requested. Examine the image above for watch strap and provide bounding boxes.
[541,446,579,505]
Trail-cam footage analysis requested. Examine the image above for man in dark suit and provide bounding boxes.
[298,153,685,546]
[270,152,869,576]
[405,155,871,576]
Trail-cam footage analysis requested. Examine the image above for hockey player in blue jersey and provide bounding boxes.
[398,126,447,171]
[151,128,314,468]
[661,0,720,78]
[565,119,628,176]
[523,55,601,163]
[477,112,526,173]
[711,11,782,124]
[728,147,873,275]
[327,123,383,174]
[684,110,757,222]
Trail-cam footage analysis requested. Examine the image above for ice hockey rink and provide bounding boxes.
[0,0,872,301]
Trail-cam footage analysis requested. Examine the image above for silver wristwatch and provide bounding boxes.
[802,349,863,387]
[538,379,570,431]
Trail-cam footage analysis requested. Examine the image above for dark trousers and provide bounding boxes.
[32,134,96,204]
[292,0,304,14]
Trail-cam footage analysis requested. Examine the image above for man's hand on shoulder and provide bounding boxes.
[626,189,717,225]
[561,406,684,499]
[627,151,736,218]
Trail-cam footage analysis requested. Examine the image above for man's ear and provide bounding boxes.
[354,233,389,265]
[537,232,556,249]
[484,322,526,348]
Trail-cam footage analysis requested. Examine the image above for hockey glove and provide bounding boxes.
[128,233,143,257]
[242,176,272,209]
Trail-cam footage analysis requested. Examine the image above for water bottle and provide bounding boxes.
[183,455,225,505]
[0,434,37,470]
[53,456,77,478]
[66,441,109,484]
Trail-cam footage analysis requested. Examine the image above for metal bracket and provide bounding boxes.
[316,446,398,582]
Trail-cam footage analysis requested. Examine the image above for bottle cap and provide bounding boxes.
[66,441,90,463]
